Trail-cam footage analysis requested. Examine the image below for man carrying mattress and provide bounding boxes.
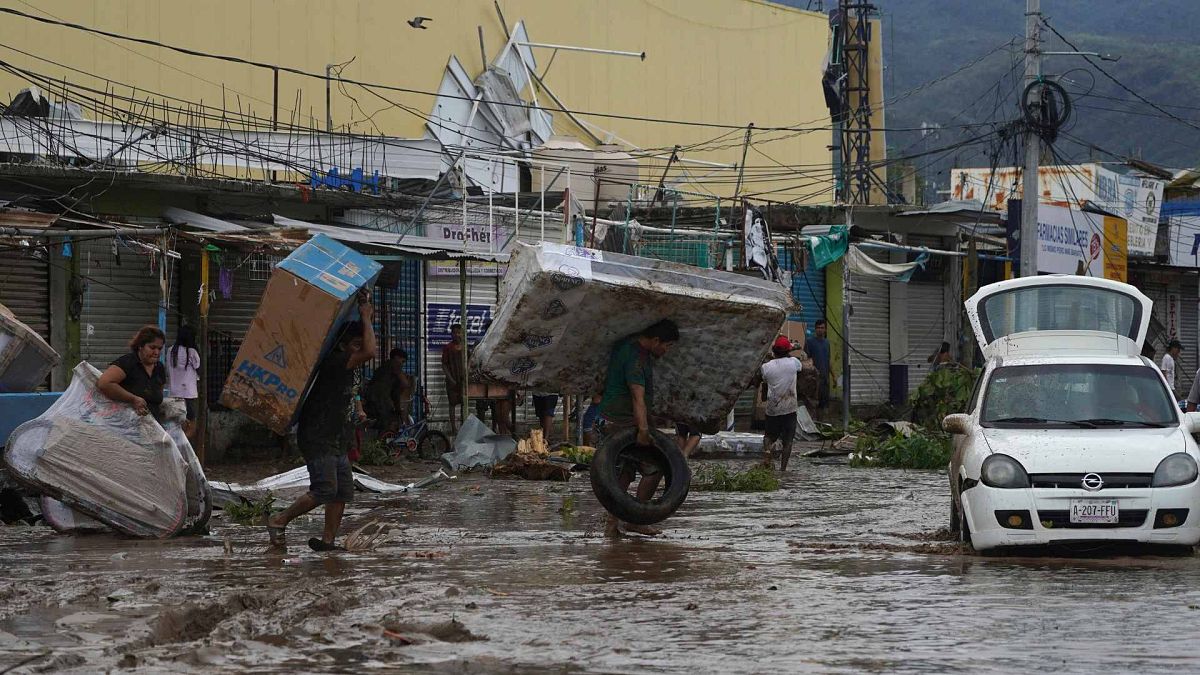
[594,319,681,537]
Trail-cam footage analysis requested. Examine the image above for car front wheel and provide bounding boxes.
[949,493,961,534]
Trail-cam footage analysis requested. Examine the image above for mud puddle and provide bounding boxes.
[2,458,1200,673]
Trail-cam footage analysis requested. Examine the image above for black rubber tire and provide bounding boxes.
[418,430,452,460]
[959,507,972,546]
[589,428,691,526]
[949,494,961,535]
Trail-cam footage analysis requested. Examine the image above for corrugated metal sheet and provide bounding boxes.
[81,239,179,368]
[847,254,890,406]
[423,270,499,427]
[905,281,947,395]
[779,246,826,329]
[0,249,50,340]
[208,263,273,340]
[1181,281,1199,398]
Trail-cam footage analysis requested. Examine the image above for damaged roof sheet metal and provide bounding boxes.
[430,20,553,192]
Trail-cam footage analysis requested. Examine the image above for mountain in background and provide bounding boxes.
[774,0,1200,197]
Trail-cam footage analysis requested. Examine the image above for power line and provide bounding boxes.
[1041,16,1200,136]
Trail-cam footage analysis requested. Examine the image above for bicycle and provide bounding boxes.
[377,380,451,460]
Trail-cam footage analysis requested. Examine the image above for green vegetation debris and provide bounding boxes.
[558,445,595,465]
[849,428,951,470]
[909,366,979,430]
[224,495,277,526]
[691,464,780,492]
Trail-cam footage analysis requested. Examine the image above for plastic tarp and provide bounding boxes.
[2,363,210,538]
[846,245,928,282]
[440,415,516,471]
[472,243,792,427]
[807,225,850,270]
[209,467,450,503]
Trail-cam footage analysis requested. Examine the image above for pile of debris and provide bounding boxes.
[491,430,571,481]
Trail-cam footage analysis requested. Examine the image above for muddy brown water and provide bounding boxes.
[3,457,1200,673]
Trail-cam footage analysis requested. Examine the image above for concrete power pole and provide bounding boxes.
[1019,0,1042,277]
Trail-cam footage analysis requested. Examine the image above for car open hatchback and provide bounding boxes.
[946,275,1200,551]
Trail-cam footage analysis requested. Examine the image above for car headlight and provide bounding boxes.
[981,454,1030,489]
[1152,453,1199,487]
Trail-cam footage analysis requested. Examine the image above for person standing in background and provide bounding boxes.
[807,320,832,412]
[441,324,467,434]
[1162,339,1182,399]
[165,324,201,441]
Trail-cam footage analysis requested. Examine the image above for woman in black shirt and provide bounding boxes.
[98,325,168,421]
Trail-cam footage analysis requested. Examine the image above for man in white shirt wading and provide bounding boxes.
[760,335,806,472]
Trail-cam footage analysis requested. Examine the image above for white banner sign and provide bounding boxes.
[1035,204,1105,276]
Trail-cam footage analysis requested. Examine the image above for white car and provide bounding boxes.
[946,275,1200,551]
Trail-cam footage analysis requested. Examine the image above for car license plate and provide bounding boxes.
[1070,499,1119,524]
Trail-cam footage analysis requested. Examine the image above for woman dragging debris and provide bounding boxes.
[98,325,168,422]
[166,324,201,440]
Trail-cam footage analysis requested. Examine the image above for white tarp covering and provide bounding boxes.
[3,363,210,538]
[472,243,792,427]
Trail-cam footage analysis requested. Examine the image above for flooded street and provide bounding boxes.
[3,457,1200,673]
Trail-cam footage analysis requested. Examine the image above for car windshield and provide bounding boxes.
[981,363,1177,428]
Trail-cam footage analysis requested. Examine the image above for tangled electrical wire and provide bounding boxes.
[1021,78,1072,144]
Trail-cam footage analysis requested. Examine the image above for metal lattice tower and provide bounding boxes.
[837,0,875,205]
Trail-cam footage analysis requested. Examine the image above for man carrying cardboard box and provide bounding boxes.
[267,292,377,551]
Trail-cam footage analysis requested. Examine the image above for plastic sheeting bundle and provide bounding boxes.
[3,363,211,538]
[472,243,792,428]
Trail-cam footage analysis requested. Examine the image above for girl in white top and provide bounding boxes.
[166,325,201,439]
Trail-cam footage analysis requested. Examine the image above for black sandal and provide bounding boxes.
[267,524,286,546]
[308,538,346,552]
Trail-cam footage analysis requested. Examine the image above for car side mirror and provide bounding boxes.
[942,413,971,435]
[1185,412,1200,434]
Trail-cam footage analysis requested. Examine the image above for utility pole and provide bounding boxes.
[733,123,754,200]
[1019,0,1041,277]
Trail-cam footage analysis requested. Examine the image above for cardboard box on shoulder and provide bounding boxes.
[220,234,381,434]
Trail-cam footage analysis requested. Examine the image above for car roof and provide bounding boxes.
[992,354,1151,368]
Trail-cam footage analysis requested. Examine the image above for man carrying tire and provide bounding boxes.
[595,319,681,537]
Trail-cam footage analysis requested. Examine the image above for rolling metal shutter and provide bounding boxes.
[208,262,274,340]
[423,268,499,427]
[1181,280,1199,398]
[905,281,947,395]
[847,263,890,406]
[780,246,827,328]
[81,239,180,368]
[0,249,50,340]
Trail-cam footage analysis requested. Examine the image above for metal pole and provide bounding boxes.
[844,211,854,429]
[517,41,645,61]
[271,67,279,183]
[460,259,470,424]
[1019,0,1041,277]
[325,64,333,133]
[733,123,754,200]
[197,245,210,466]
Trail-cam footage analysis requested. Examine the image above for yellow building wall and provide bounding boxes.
[0,0,876,202]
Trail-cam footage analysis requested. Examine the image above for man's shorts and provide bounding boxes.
[533,394,559,419]
[595,417,662,477]
[184,398,197,422]
[304,452,355,505]
[764,412,798,444]
[675,423,701,438]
